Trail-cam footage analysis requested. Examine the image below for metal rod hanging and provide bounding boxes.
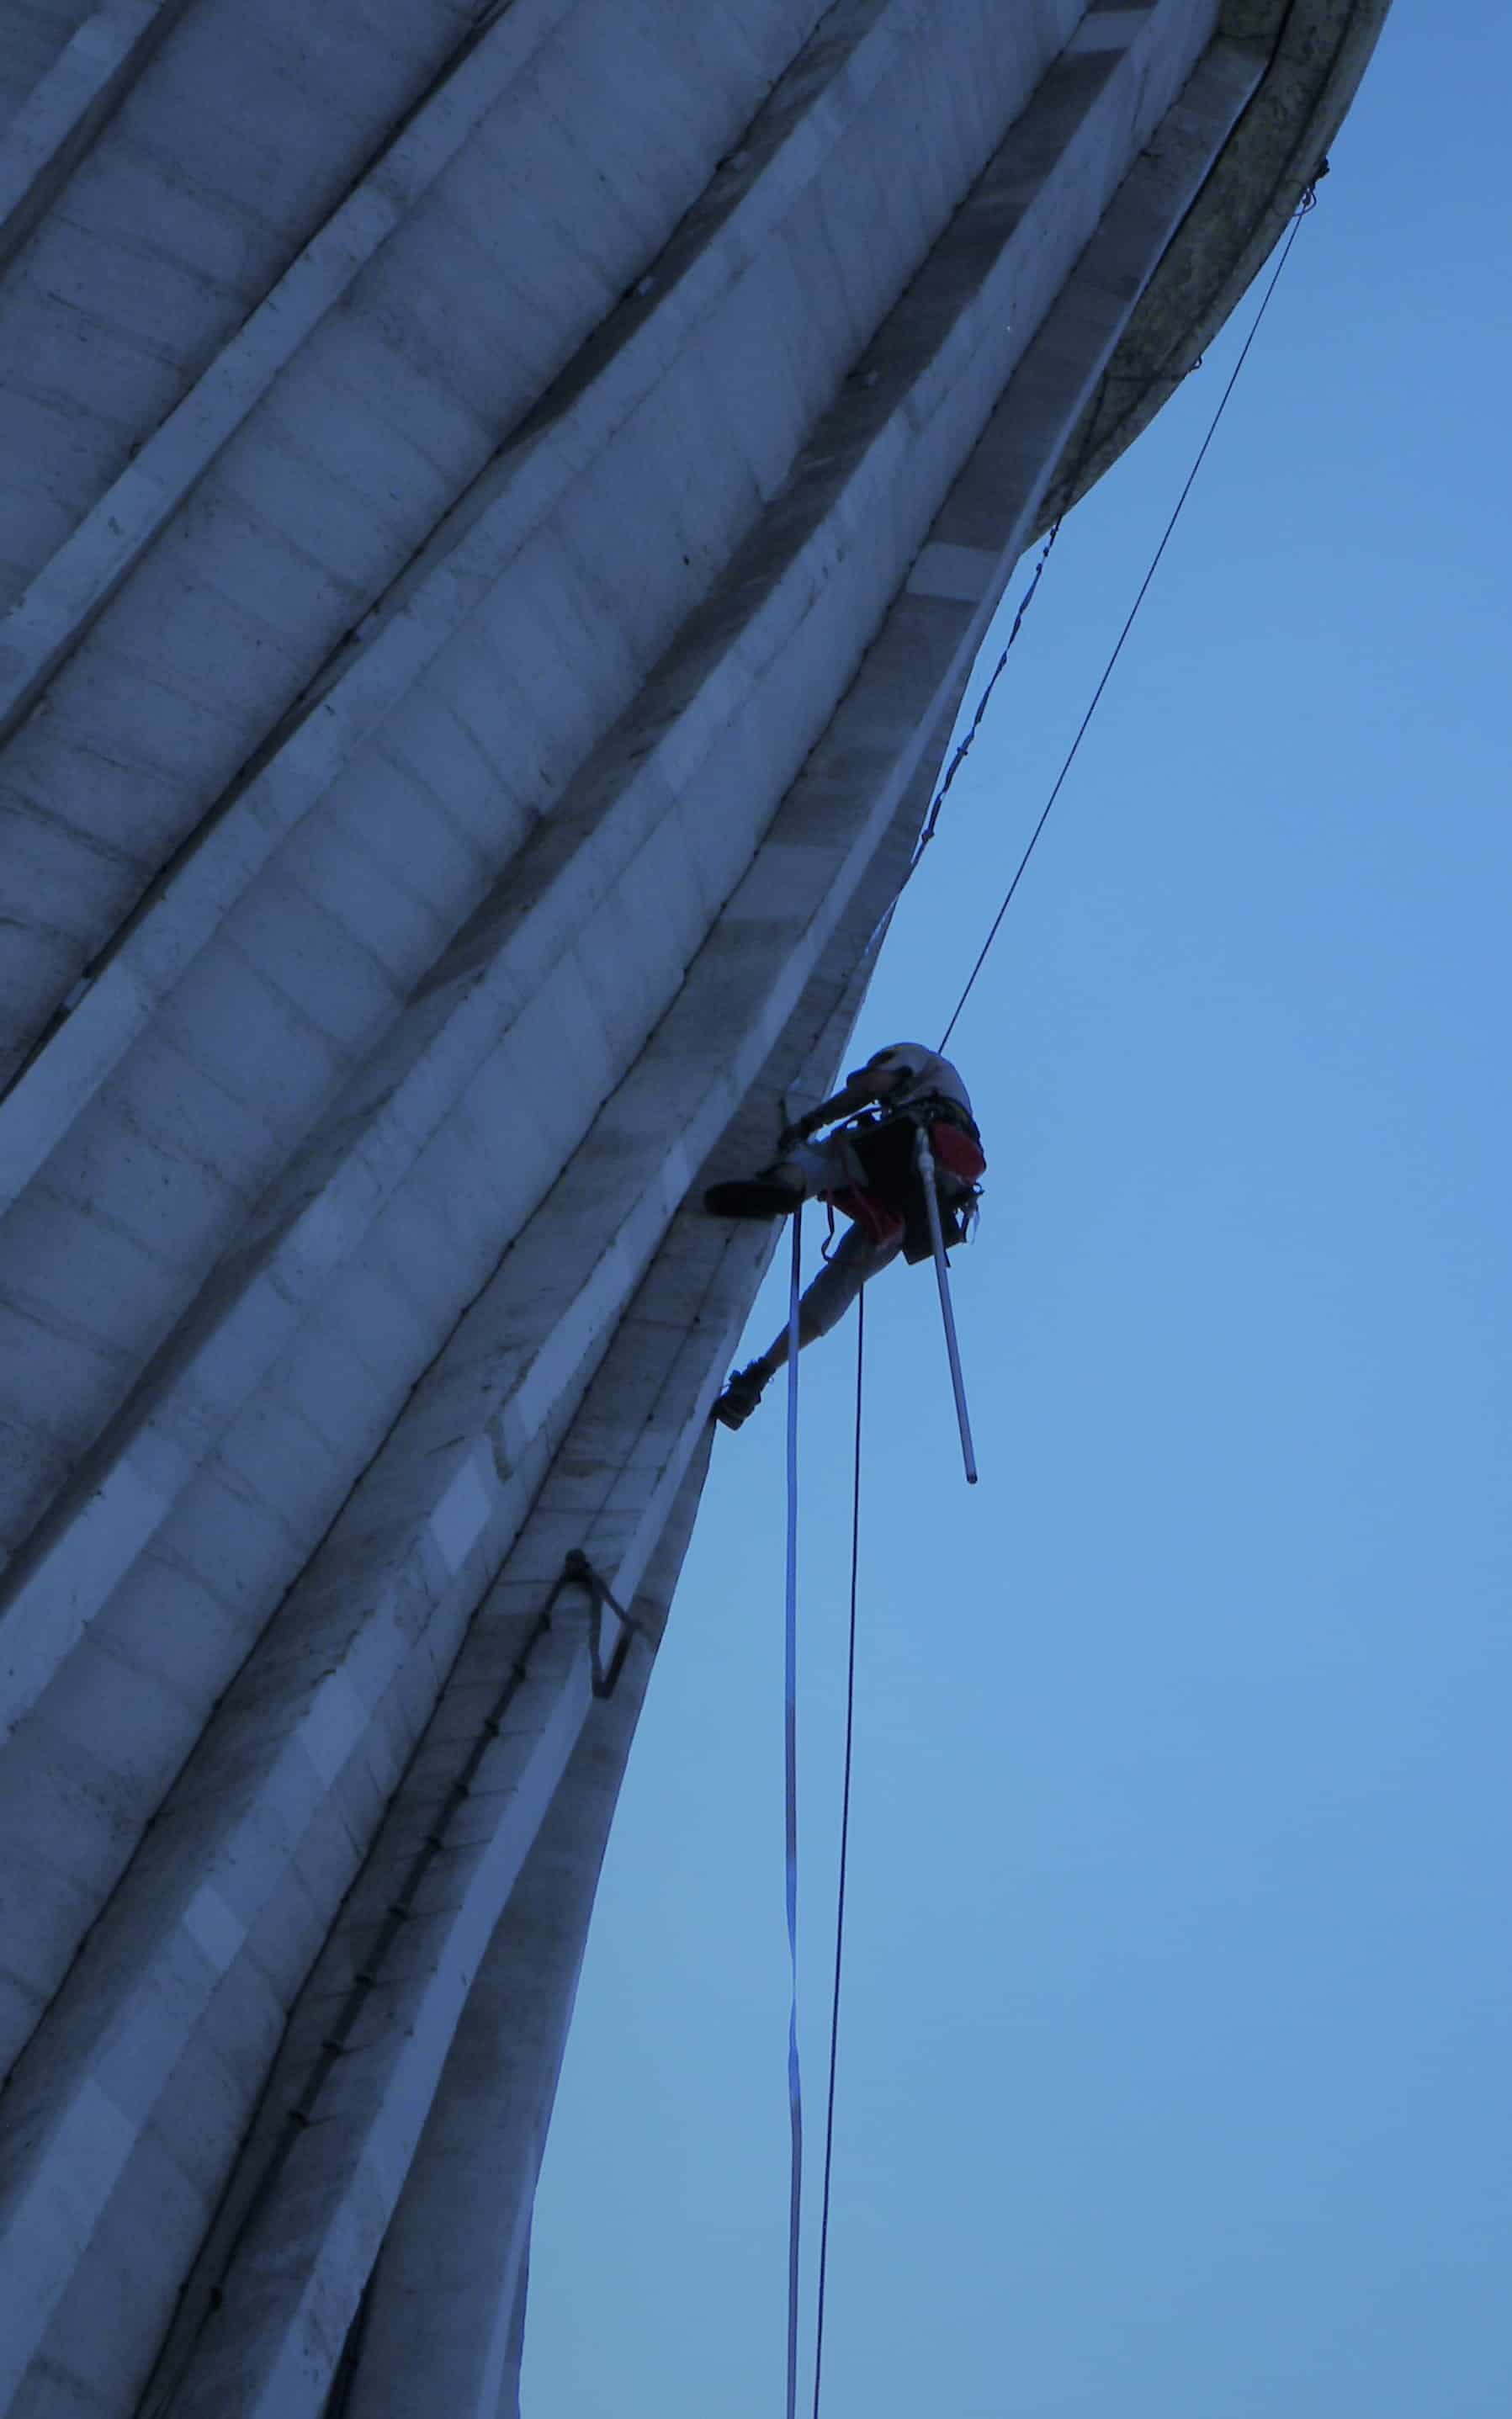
[914,1124,978,1485]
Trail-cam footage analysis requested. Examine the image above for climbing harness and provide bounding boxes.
[783,1209,804,2419]
[821,1097,984,1265]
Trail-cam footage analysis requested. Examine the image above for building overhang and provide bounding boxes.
[1040,0,1393,527]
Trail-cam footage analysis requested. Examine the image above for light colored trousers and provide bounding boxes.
[783,1133,905,1339]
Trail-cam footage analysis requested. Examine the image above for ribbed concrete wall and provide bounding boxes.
[0,2,1383,2411]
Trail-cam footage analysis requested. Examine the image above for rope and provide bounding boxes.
[784,188,1323,2406]
[783,1207,804,2419]
[906,523,1062,878]
[902,367,1117,903]
[811,1292,863,2417]
[853,369,1117,989]
[938,206,1310,1051]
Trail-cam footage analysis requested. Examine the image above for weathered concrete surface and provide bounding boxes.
[0,2,1393,2411]
[1040,0,1395,524]
[332,1429,716,2419]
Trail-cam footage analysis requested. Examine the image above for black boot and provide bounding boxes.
[704,1178,802,1219]
[714,1362,770,1430]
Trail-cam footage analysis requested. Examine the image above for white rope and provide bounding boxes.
[783,1207,804,2419]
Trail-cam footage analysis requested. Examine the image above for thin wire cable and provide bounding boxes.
[783,1209,805,2419]
[810,1292,864,2419]
[938,209,1309,1051]
[903,365,1116,898]
[853,365,1120,988]
[907,523,1062,878]
[797,187,1318,2411]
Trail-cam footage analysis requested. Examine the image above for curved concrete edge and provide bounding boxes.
[0,678,911,2406]
[1039,0,1395,528]
[0,0,1048,1183]
[0,42,1237,2261]
[66,51,1283,2407]
[65,937,867,2419]
[0,1178,747,2416]
[0,4,1193,1748]
[0,21,1307,2402]
[0,0,984,1140]
[126,894,885,2419]
[334,1430,715,2419]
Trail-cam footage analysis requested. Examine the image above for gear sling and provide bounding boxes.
[823,1095,984,1259]
[824,1095,982,1483]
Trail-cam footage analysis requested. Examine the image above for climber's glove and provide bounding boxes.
[777,1111,821,1154]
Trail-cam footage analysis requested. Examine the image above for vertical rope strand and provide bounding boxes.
[811,1293,864,2418]
[783,1209,804,2419]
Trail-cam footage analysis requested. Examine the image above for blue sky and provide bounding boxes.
[525,10,1512,2413]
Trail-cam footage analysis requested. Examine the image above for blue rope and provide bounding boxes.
[906,524,1061,878]
[811,1290,863,2416]
[783,1207,804,2419]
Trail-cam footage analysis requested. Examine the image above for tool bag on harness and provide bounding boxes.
[825,1100,986,1262]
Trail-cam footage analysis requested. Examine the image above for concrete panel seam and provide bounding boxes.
[0,0,584,745]
[0,13,1142,1742]
[0,0,1063,1213]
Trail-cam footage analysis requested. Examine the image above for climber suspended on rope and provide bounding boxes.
[704,1042,984,1430]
